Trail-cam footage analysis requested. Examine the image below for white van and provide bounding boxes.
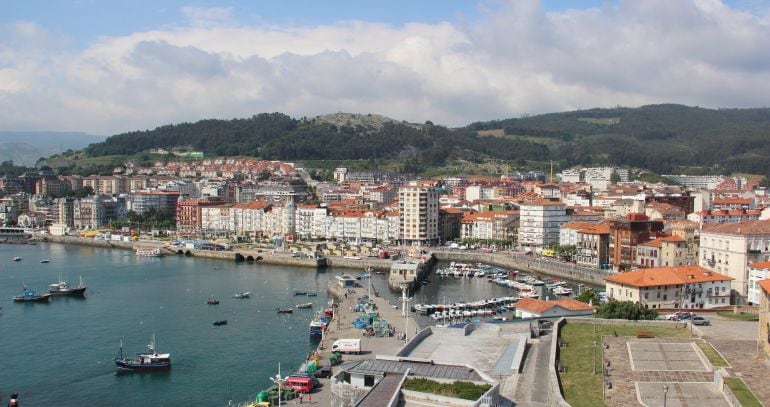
[331,339,361,354]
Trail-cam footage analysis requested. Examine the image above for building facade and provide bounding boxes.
[518,200,567,249]
[604,265,733,310]
[398,182,439,245]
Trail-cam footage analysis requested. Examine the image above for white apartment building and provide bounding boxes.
[747,261,770,305]
[230,201,271,238]
[296,205,328,240]
[518,200,568,248]
[465,185,496,202]
[200,205,233,235]
[399,182,439,245]
[557,169,581,183]
[559,221,597,247]
[604,265,733,310]
[699,220,770,304]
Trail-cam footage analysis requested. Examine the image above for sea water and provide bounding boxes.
[0,243,335,406]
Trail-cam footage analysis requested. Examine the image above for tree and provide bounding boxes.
[595,300,657,320]
[575,289,600,304]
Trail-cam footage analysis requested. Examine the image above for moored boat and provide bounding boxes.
[12,256,22,262]
[13,287,51,302]
[135,247,163,257]
[233,292,251,299]
[295,302,313,309]
[277,308,293,314]
[40,259,51,263]
[206,298,220,305]
[48,276,87,296]
[213,320,228,326]
[114,335,171,372]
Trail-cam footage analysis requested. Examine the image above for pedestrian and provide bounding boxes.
[308,394,312,403]
[299,393,303,404]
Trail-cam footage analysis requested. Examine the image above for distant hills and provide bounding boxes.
[46,105,770,177]
[0,131,105,166]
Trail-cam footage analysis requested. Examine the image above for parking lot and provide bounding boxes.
[628,342,709,372]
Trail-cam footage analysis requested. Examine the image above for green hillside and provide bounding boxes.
[76,105,770,177]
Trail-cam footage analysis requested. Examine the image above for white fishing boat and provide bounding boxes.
[136,247,163,257]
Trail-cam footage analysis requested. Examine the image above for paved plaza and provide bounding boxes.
[628,342,709,372]
[602,336,723,406]
[635,382,730,407]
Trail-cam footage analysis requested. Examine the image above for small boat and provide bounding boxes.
[12,256,22,262]
[213,320,228,326]
[135,247,163,257]
[13,287,51,302]
[296,303,313,309]
[305,292,318,297]
[48,276,87,296]
[277,308,294,314]
[114,335,171,372]
[233,292,251,299]
[40,259,51,263]
[206,298,220,305]
[294,290,309,296]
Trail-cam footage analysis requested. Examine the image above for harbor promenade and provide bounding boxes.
[300,279,421,405]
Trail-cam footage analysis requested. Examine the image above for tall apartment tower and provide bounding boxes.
[398,182,439,245]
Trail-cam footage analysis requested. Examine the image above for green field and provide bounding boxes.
[696,342,728,367]
[558,323,691,407]
[724,377,763,407]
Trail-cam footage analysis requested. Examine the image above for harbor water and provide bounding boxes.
[0,245,595,406]
[0,243,336,406]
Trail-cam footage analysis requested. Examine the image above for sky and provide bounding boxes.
[1,0,770,136]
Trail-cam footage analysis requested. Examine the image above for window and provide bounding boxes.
[663,295,667,301]
[364,375,375,387]
[644,292,648,299]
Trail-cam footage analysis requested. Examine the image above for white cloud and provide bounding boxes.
[1,0,770,135]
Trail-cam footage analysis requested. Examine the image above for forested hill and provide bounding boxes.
[83,105,770,176]
[468,104,770,176]
[84,112,548,166]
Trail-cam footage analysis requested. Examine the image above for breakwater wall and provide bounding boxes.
[432,250,613,286]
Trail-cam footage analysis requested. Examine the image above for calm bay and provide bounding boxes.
[0,244,587,406]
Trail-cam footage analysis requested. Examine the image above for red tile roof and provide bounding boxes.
[604,265,733,287]
[759,279,770,295]
[749,261,770,269]
[701,220,770,235]
[515,297,593,313]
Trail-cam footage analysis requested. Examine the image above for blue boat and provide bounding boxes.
[13,287,51,302]
[114,335,171,372]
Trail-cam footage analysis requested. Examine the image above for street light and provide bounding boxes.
[269,363,288,407]
[593,340,597,374]
[593,307,597,334]
[663,384,668,407]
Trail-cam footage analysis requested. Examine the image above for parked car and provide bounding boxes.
[691,316,710,326]
[315,365,333,378]
[665,312,693,321]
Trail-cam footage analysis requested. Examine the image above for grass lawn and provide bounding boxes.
[402,378,491,401]
[724,377,763,407]
[558,323,691,407]
[696,342,729,367]
[716,310,759,320]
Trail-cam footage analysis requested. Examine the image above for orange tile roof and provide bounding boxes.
[701,220,770,235]
[713,197,753,204]
[659,235,685,242]
[515,298,593,314]
[759,279,770,295]
[562,221,596,230]
[604,265,733,287]
[578,224,610,235]
[749,261,770,269]
[638,239,663,248]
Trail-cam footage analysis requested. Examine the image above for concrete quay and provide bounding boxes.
[302,279,421,406]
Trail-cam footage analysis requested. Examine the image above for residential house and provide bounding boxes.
[518,200,568,249]
[604,265,733,310]
[699,220,770,304]
[514,297,594,318]
[575,224,610,268]
[748,261,770,305]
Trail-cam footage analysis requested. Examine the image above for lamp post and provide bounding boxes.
[593,308,597,334]
[593,340,597,374]
[270,363,287,407]
[663,384,668,407]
